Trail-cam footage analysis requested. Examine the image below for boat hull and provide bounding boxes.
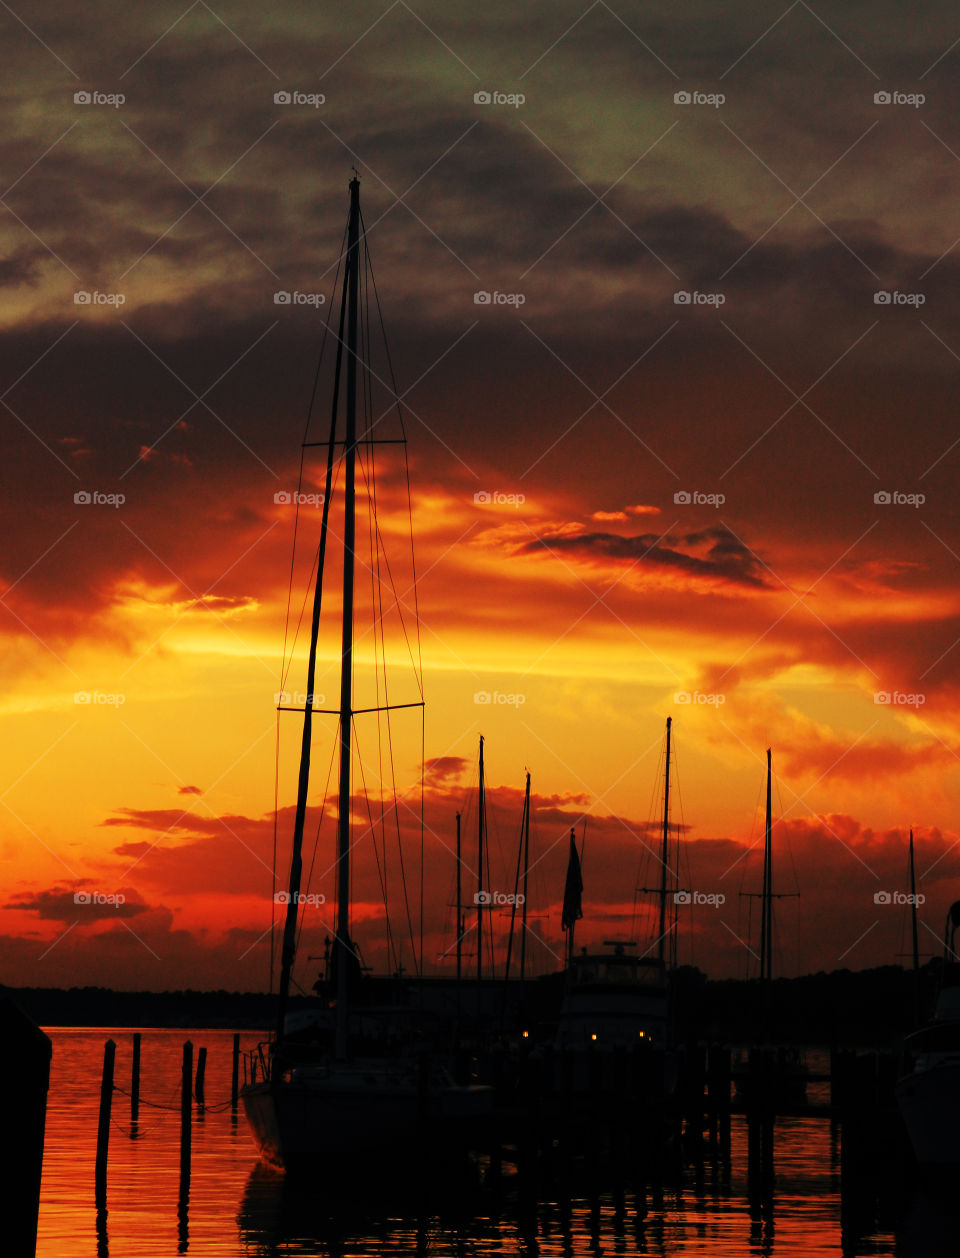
[242,1068,493,1168]
[896,1064,960,1164]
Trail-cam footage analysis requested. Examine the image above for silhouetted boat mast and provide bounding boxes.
[477,735,486,980]
[658,716,672,965]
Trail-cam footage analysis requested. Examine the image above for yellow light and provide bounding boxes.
[522,1030,529,1038]
[590,1033,597,1041]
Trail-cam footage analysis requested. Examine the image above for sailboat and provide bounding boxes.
[241,175,490,1168]
[896,899,960,1164]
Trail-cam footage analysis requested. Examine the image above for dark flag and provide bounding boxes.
[561,829,583,932]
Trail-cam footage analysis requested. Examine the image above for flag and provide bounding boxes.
[561,829,583,931]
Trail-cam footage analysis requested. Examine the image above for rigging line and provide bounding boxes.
[281,454,347,694]
[484,790,496,979]
[360,259,393,977]
[271,710,280,996]
[280,241,350,694]
[358,412,420,977]
[356,245,391,976]
[672,727,689,968]
[280,545,319,695]
[390,731,421,979]
[361,206,424,691]
[354,461,424,699]
[420,704,424,982]
[295,720,338,960]
[351,237,421,699]
[503,782,527,983]
[353,719,400,974]
[280,217,349,684]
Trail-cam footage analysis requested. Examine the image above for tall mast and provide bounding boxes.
[334,174,361,1060]
[566,827,578,967]
[909,829,919,974]
[520,771,531,983]
[658,716,672,964]
[760,748,772,988]
[477,735,485,981]
[910,828,920,1023]
[274,180,352,1046]
[455,812,463,986]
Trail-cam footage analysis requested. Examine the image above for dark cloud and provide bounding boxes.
[7,882,150,922]
[522,525,771,589]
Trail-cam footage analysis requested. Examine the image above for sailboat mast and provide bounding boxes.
[455,811,462,986]
[761,747,772,987]
[909,828,921,1024]
[658,716,672,964]
[273,186,352,1046]
[909,829,920,975]
[334,175,361,1060]
[477,735,485,981]
[520,771,531,983]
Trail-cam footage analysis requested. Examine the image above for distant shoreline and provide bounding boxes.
[5,961,933,1042]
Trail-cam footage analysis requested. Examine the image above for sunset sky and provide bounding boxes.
[3,1,960,992]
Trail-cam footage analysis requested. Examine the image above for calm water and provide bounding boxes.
[35,1029,953,1256]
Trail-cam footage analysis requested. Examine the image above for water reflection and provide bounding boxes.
[37,1030,960,1257]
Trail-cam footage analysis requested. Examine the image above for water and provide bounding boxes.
[35,1029,951,1256]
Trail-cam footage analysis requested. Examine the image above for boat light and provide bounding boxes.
[590,1033,598,1041]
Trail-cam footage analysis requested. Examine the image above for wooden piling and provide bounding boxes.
[180,1041,193,1181]
[195,1045,207,1110]
[130,1031,141,1131]
[231,1033,240,1110]
[95,1039,116,1205]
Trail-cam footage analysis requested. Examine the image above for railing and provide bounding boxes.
[242,1042,272,1087]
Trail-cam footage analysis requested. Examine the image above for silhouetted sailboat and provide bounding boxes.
[896,900,960,1163]
[241,176,490,1168]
